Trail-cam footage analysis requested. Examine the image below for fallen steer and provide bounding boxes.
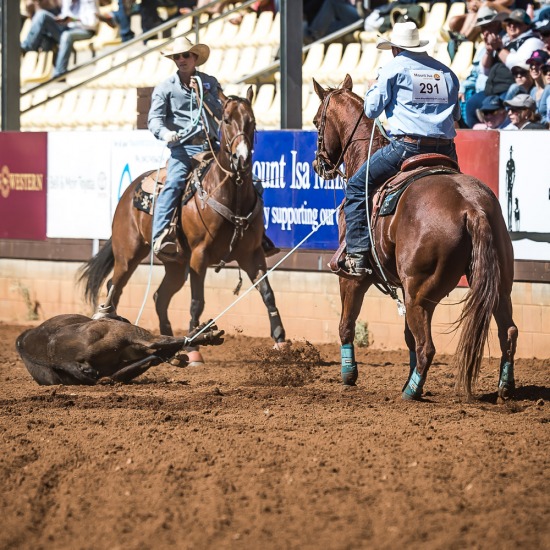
[16,314,224,385]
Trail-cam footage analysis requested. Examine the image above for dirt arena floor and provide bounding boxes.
[1,322,549,550]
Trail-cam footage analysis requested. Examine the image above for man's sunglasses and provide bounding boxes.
[482,109,501,115]
[172,52,193,60]
[542,67,550,75]
[512,70,528,77]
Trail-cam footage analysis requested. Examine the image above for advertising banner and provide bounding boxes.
[47,131,167,239]
[47,132,112,239]
[109,130,169,216]
[498,131,550,234]
[0,132,47,240]
[254,131,344,250]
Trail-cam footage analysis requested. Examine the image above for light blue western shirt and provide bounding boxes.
[364,50,461,139]
[148,71,223,146]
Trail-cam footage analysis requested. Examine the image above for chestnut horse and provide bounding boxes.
[313,75,517,401]
[79,88,286,358]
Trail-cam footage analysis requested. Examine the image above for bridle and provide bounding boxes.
[220,96,255,183]
[315,88,365,181]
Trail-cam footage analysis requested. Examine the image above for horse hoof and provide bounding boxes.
[402,390,421,401]
[341,368,358,386]
[497,386,514,402]
[273,340,290,351]
[186,350,204,367]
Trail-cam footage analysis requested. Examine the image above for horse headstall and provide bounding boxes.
[314,88,349,181]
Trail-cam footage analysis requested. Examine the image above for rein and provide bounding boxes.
[316,89,365,181]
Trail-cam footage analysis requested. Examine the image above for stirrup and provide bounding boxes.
[339,253,372,279]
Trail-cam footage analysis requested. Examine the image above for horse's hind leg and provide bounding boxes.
[107,243,149,315]
[493,293,518,401]
[239,255,285,344]
[401,300,436,400]
[339,278,369,385]
[153,261,189,336]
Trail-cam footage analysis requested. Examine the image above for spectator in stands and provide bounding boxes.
[228,0,278,26]
[443,0,483,60]
[504,93,548,127]
[21,0,100,78]
[489,9,544,70]
[340,22,460,278]
[23,1,62,51]
[147,37,223,260]
[473,94,514,128]
[527,49,550,114]
[463,6,512,127]
[111,0,135,42]
[534,18,550,55]
[304,0,361,44]
[540,62,550,123]
[25,0,61,19]
[506,62,535,98]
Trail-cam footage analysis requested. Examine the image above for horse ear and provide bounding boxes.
[218,87,228,103]
[246,85,254,104]
[312,78,326,100]
[342,74,353,91]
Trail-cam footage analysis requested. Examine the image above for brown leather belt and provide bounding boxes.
[398,135,453,146]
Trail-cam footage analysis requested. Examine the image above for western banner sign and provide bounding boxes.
[0,132,47,240]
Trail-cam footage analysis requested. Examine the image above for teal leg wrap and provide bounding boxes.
[402,367,426,400]
[401,351,417,392]
[498,360,515,395]
[341,343,358,386]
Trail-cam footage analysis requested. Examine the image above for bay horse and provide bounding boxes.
[79,87,286,360]
[312,75,517,401]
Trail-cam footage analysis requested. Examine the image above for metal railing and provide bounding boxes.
[21,0,257,113]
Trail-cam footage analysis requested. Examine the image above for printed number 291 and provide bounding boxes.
[420,82,439,94]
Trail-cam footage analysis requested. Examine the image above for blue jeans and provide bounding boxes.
[21,9,95,76]
[344,138,458,254]
[113,0,135,42]
[307,0,360,40]
[152,143,203,242]
[21,10,62,51]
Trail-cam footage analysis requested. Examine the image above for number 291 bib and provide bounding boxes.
[410,70,448,104]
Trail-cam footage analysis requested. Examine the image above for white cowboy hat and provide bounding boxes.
[376,21,429,52]
[161,36,210,66]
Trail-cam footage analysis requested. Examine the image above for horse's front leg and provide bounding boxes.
[339,278,369,386]
[402,318,418,392]
[238,250,286,344]
[153,261,189,336]
[186,261,207,366]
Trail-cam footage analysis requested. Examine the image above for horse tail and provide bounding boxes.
[78,238,115,309]
[455,211,500,396]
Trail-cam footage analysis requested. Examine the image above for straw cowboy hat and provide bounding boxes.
[161,36,210,66]
[376,21,429,52]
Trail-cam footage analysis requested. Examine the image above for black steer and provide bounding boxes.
[16,314,224,385]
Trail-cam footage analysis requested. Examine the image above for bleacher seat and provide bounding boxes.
[315,43,344,87]
[325,42,361,87]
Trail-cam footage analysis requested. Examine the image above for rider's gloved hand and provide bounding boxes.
[163,130,180,143]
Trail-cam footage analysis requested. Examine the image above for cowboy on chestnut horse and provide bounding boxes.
[341,21,461,278]
[148,36,278,263]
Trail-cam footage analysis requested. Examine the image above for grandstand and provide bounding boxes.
[15,1,477,132]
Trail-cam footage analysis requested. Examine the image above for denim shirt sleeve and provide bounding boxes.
[364,65,395,119]
[148,80,173,141]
